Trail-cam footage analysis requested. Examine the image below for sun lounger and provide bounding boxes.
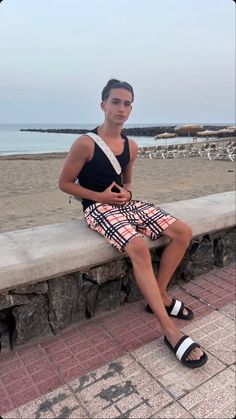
[208,144,236,161]
[174,144,188,158]
[161,145,177,159]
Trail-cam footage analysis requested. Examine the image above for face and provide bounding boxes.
[101,88,133,125]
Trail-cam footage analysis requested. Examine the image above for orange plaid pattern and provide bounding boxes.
[84,200,176,252]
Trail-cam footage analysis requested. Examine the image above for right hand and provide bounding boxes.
[98,182,129,205]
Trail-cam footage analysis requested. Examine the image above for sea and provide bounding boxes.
[0,123,228,156]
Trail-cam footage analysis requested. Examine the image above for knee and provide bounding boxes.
[125,237,152,266]
[170,222,192,248]
[179,224,192,247]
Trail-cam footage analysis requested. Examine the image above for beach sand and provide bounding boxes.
[0,153,235,233]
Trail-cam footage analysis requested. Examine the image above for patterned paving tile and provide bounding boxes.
[1,264,235,417]
[210,402,236,419]
[155,402,192,418]
[2,409,21,418]
[189,387,234,418]
[10,387,39,410]
[70,359,174,418]
[178,358,235,417]
[219,302,236,319]
[2,311,235,418]
[17,385,87,418]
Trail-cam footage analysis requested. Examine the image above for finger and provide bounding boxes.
[115,198,127,205]
[113,182,122,191]
[111,192,123,198]
[116,183,125,191]
[115,193,126,199]
[108,181,116,190]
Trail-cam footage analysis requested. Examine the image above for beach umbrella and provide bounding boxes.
[197,130,217,137]
[154,132,177,148]
[174,124,204,135]
[214,128,236,136]
[174,124,204,143]
[155,132,177,139]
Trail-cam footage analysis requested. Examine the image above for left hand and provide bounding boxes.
[112,183,131,205]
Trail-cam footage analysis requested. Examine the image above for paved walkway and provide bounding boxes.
[0,264,235,418]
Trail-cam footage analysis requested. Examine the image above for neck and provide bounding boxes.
[98,121,123,139]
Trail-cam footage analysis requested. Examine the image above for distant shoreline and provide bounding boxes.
[20,125,233,137]
[1,137,235,160]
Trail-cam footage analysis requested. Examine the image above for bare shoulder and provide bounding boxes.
[127,138,138,159]
[68,134,94,161]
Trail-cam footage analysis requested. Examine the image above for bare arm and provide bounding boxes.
[58,135,101,201]
[122,139,138,194]
[58,136,132,205]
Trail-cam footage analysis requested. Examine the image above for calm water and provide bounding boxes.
[0,123,210,155]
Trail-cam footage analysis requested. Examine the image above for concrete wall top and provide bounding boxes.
[0,191,235,292]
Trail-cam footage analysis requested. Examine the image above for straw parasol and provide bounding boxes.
[197,130,217,137]
[155,132,177,139]
[174,124,204,135]
[174,124,203,143]
[214,128,236,136]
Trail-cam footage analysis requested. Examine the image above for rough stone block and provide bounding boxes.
[120,290,127,304]
[0,308,16,349]
[95,279,122,313]
[0,293,30,310]
[85,259,127,285]
[48,272,86,332]
[177,235,214,281]
[12,295,51,344]
[11,281,48,294]
[83,278,99,318]
[214,228,236,267]
[0,332,12,349]
[122,270,143,302]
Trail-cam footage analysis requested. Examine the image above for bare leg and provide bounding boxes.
[157,220,192,312]
[125,236,203,361]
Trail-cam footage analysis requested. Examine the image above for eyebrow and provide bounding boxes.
[111,98,132,104]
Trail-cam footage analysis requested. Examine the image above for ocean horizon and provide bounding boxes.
[0,122,232,156]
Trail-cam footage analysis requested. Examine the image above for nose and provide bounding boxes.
[117,102,125,112]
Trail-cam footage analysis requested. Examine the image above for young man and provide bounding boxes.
[59,79,208,368]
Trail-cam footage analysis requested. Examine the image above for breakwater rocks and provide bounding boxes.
[20,125,234,137]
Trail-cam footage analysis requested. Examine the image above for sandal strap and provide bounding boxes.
[170,299,183,316]
[176,336,198,361]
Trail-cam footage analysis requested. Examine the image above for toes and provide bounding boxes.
[183,306,191,317]
[186,348,203,361]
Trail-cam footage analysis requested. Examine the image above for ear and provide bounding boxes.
[101,101,105,111]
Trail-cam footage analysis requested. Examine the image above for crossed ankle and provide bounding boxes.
[160,292,172,306]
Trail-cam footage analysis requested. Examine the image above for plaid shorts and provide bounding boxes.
[84,200,177,252]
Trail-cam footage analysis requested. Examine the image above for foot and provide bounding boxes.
[146,296,193,320]
[165,329,204,361]
[162,294,190,318]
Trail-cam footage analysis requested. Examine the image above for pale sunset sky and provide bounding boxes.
[0,0,235,124]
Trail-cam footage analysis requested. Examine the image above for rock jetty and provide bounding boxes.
[20,125,235,137]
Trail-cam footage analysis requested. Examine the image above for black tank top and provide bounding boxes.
[78,127,130,211]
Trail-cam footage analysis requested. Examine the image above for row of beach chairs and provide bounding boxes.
[138,141,236,162]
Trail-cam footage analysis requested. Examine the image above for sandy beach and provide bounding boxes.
[0,153,235,233]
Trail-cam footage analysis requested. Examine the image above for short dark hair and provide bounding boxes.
[101,79,134,102]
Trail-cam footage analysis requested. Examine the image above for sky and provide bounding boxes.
[0,0,235,125]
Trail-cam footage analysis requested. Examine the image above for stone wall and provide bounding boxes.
[0,227,235,349]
